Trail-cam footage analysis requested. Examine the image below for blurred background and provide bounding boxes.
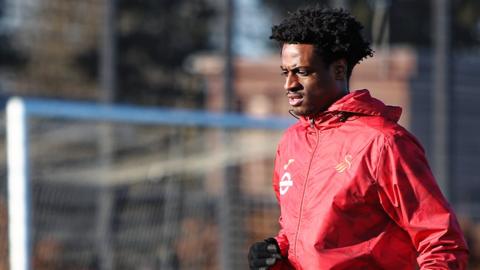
[0,0,479,269]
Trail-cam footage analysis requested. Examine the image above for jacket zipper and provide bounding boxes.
[293,117,320,260]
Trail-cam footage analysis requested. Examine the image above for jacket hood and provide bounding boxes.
[300,89,402,125]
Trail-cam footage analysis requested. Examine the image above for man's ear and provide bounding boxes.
[332,59,347,80]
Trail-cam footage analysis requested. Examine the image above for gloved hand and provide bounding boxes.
[248,237,283,270]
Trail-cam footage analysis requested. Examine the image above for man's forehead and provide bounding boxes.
[281,43,320,66]
[281,43,315,53]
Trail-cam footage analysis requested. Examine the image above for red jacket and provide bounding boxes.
[272,90,468,269]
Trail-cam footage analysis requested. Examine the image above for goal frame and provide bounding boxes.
[6,97,292,270]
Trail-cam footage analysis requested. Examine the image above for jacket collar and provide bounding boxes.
[299,89,402,127]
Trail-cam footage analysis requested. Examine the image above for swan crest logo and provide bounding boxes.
[335,155,352,173]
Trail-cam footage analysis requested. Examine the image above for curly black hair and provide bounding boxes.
[270,7,373,78]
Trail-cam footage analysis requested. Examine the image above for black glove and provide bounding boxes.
[248,237,283,270]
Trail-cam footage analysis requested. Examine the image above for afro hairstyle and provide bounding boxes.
[270,7,373,78]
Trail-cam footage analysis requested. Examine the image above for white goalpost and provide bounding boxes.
[7,98,30,270]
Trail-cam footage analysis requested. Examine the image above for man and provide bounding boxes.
[248,7,469,270]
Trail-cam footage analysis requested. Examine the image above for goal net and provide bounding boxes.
[4,98,292,270]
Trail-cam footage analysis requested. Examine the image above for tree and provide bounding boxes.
[76,0,217,108]
[262,0,480,49]
[0,32,27,72]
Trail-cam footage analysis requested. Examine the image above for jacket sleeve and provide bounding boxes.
[271,147,291,270]
[375,133,469,269]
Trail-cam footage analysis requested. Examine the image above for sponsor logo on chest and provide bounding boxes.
[280,159,294,195]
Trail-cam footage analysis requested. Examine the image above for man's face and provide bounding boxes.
[281,43,344,117]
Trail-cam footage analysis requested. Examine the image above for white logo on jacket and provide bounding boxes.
[280,159,295,195]
[279,172,293,195]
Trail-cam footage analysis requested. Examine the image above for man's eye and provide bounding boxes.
[280,70,288,77]
[297,70,309,76]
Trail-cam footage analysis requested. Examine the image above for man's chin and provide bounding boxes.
[292,108,328,119]
[291,107,313,117]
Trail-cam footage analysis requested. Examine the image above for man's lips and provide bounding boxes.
[287,93,303,106]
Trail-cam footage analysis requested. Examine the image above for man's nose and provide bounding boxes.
[284,73,301,91]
